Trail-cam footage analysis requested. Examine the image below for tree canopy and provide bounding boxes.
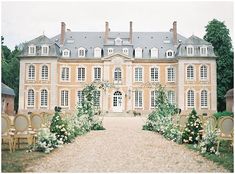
[204,19,234,111]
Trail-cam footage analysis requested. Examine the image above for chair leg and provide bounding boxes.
[18,138,20,149]
[216,140,220,153]
[9,139,12,153]
[13,138,16,152]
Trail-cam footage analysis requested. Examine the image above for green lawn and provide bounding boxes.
[1,143,46,172]
[186,141,234,172]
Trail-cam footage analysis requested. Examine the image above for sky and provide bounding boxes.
[1,1,234,50]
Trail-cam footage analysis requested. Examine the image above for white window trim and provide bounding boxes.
[28,45,36,55]
[94,47,102,58]
[27,88,35,108]
[41,45,49,55]
[187,45,194,56]
[200,88,210,109]
[149,66,160,82]
[77,89,84,107]
[200,46,208,56]
[135,47,143,58]
[60,89,70,109]
[39,64,49,81]
[133,90,144,109]
[107,48,114,55]
[167,90,176,105]
[40,88,49,108]
[115,37,123,45]
[186,89,196,109]
[122,48,129,55]
[62,49,70,57]
[94,90,102,107]
[92,66,102,81]
[149,90,157,109]
[134,66,144,82]
[78,47,86,58]
[166,49,174,58]
[60,65,71,82]
[113,66,123,83]
[186,64,196,81]
[200,64,209,81]
[150,47,158,58]
[27,64,36,81]
[165,65,176,83]
[76,65,86,82]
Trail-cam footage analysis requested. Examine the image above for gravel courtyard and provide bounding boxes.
[26,117,228,172]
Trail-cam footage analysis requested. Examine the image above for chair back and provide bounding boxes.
[30,113,43,130]
[2,116,10,134]
[179,115,188,130]
[14,114,29,132]
[203,116,217,134]
[218,116,234,135]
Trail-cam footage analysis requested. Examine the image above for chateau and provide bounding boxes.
[18,21,217,115]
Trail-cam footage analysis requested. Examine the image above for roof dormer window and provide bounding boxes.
[150,47,158,58]
[42,45,49,55]
[78,47,86,58]
[62,49,70,57]
[94,47,102,58]
[135,47,142,58]
[108,48,114,55]
[28,45,36,55]
[115,38,123,45]
[122,48,128,55]
[187,45,194,56]
[166,50,174,58]
[200,46,207,56]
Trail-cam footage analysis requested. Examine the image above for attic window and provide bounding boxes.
[78,47,86,57]
[187,45,194,56]
[200,46,207,56]
[166,50,174,58]
[115,38,122,45]
[122,48,129,55]
[62,49,70,57]
[28,45,36,55]
[42,45,49,55]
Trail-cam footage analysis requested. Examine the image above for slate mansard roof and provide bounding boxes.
[20,23,216,59]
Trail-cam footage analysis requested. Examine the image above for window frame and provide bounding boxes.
[200,64,208,81]
[200,89,208,108]
[60,89,69,108]
[28,45,36,55]
[186,64,195,81]
[167,90,175,105]
[150,90,158,108]
[187,45,194,56]
[150,47,158,58]
[134,67,143,82]
[94,47,102,58]
[27,89,35,107]
[122,48,129,55]
[41,64,49,80]
[166,50,174,58]
[78,47,86,58]
[114,67,122,83]
[200,46,207,56]
[150,66,159,82]
[40,89,48,107]
[167,66,175,82]
[93,66,102,81]
[62,49,70,57]
[27,64,36,80]
[187,89,195,108]
[41,45,49,55]
[135,47,143,58]
[77,90,84,107]
[134,90,143,108]
[107,48,114,55]
[77,67,86,82]
[60,66,70,82]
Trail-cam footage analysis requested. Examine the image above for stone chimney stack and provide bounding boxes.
[104,21,109,44]
[129,21,133,44]
[60,22,66,46]
[173,21,177,45]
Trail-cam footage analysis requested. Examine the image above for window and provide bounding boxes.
[167,91,175,104]
[114,67,121,82]
[122,48,129,55]
[135,91,143,108]
[61,90,68,107]
[42,45,49,55]
[28,45,36,55]
[94,47,102,58]
[201,90,208,107]
[151,48,158,58]
[62,49,70,57]
[28,65,35,80]
[41,65,48,80]
[78,47,86,57]
[77,91,84,107]
[135,47,142,58]
[200,65,208,80]
[28,89,34,107]
[41,89,48,107]
[135,67,143,82]
[61,67,69,81]
[187,46,194,56]
[150,67,159,82]
[166,50,174,58]
[108,48,114,55]
[151,91,158,108]
[94,90,101,107]
[115,38,122,45]
[187,65,194,80]
[167,67,175,82]
[187,90,194,107]
[77,67,85,81]
[200,46,207,56]
[94,67,101,81]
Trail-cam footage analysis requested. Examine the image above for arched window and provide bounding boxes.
[167,91,175,104]
[41,65,48,80]
[41,89,48,107]
[28,65,35,80]
[187,90,194,107]
[150,47,158,58]
[166,50,174,58]
[201,90,208,107]
[94,47,102,58]
[28,89,34,107]
[200,65,208,80]
[135,47,142,58]
[187,65,194,80]
[114,67,122,82]
[108,48,114,55]
[122,48,129,55]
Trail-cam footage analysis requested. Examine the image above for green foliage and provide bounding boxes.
[213,111,233,120]
[198,130,218,154]
[182,109,202,144]
[203,19,234,111]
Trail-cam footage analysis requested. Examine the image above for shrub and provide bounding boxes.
[213,111,233,120]
[182,109,202,144]
[198,130,218,154]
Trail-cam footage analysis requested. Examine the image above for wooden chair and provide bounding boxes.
[2,116,14,152]
[179,115,188,131]
[13,114,36,151]
[216,116,234,153]
[201,116,217,136]
[30,113,45,144]
[42,112,54,127]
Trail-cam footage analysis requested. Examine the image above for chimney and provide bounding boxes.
[104,21,109,44]
[173,21,177,45]
[60,22,66,46]
[129,21,133,44]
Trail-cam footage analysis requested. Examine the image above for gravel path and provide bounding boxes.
[26,117,228,172]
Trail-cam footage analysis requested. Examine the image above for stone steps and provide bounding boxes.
[104,112,133,117]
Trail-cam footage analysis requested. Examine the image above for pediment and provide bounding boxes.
[102,53,134,63]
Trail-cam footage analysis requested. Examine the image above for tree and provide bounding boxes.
[203,19,234,111]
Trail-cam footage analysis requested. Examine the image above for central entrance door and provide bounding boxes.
[113,91,122,112]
